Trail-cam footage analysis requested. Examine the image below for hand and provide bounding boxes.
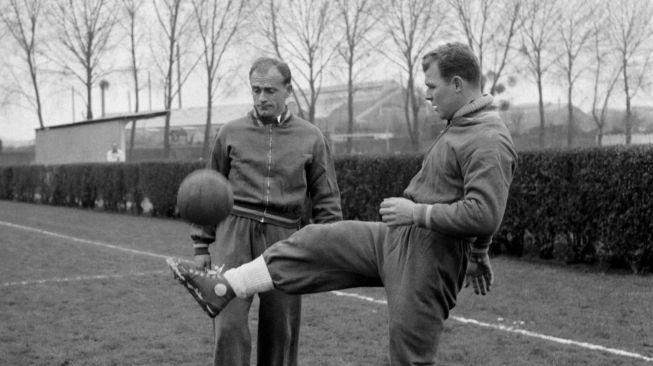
[379,197,416,226]
[194,254,211,270]
[465,253,493,295]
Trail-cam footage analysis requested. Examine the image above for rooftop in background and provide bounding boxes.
[39,103,253,131]
[296,80,403,120]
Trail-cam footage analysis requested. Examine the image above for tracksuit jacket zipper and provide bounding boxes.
[262,124,273,222]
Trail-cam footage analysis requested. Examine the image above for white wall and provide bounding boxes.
[601,134,653,146]
[35,121,127,165]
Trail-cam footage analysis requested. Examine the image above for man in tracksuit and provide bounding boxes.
[190,57,342,366]
[169,42,517,365]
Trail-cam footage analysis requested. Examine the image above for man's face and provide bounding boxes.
[250,67,291,119]
[424,62,459,121]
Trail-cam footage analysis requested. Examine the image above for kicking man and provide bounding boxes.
[168,42,517,365]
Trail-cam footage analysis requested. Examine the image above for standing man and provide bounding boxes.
[190,57,342,366]
[106,143,125,162]
[170,43,516,365]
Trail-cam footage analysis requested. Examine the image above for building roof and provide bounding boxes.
[168,104,251,127]
[37,110,168,131]
[36,103,253,131]
[501,102,596,133]
[298,80,402,119]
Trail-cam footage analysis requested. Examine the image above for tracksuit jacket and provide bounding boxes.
[410,95,517,253]
[192,109,342,250]
[260,94,517,364]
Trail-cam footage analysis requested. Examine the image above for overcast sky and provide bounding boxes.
[6,60,647,144]
[1,1,652,144]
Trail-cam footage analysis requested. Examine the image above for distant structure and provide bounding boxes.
[296,80,440,154]
[35,111,167,165]
[34,104,250,165]
[8,88,653,166]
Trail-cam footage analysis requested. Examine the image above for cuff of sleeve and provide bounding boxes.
[193,243,210,256]
[412,204,432,229]
[471,243,490,255]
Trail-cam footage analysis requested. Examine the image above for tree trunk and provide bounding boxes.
[346,60,354,154]
[164,73,173,159]
[537,75,545,149]
[128,24,140,163]
[86,68,93,120]
[622,61,632,145]
[177,44,182,109]
[406,72,418,150]
[308,80,316,124]
[411,80,420,151]
[27,54,44,128]
[203,79,213,160]
[163,35,176,159]
[402,87,413,149]
[567,82,573,148]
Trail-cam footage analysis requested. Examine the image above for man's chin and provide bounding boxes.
[255,108,275,118]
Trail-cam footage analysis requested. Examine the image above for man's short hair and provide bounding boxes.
[249,57,292,85]
[421,43,481,86]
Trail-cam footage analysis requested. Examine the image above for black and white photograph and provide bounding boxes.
[1,0,652,365]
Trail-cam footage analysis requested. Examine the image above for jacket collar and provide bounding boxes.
[250,106,292,127]
[449,94,494,123]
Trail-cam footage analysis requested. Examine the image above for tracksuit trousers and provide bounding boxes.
[212,215,301,366]
[262,220,471,366]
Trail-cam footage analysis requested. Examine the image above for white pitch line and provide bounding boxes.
[1,270,166,287]
[331,291,653,363]
[0,220,168,260]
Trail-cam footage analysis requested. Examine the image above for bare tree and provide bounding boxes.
[556,0,595,148]
[334,0,378,154]
[254,0,340,124]
[590,20,622,147]
[0,26,9,109]
[151,0,195,158]
[448,0,522,95]
[120,0,143,161]
[379,0,446,150]
[49,0,118,121]
[285,0,340,124]
[605,0,653,145]
[518,0,562,149]
[192,0,247,159]
[1,0,45,128]
[252,0,304,118]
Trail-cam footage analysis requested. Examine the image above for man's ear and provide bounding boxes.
[453,76,463,92]
[286,83,293,94]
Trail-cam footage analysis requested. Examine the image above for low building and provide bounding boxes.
[35,111,167,165]
[34,104,251,165]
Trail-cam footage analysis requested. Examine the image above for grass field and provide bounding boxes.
[1,200,652,366]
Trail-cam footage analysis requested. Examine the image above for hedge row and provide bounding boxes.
[497,146,653,274]
[0,161,202,217]
[1,147,652,273]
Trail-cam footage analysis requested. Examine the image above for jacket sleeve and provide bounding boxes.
[307,134,343,224]
[413,140,516,254]
[189,128,230,255]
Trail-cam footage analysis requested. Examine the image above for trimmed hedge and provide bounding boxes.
[1,146,652,273]
[0,162,202,218]
[496,146,653,274]
[334,154,423,221]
